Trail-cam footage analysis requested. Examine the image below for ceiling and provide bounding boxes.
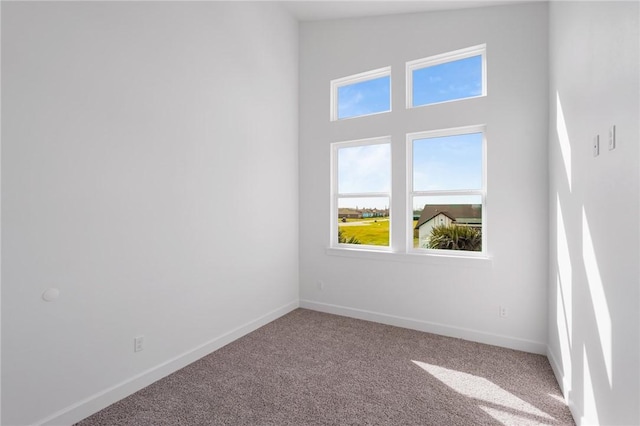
[280,0,539,22]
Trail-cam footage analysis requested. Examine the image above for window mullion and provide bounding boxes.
[337,192,390,198]
[411,189,483,198]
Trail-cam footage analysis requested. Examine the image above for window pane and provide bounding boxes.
[338,197,389,246]
[338,143,390,194]
[412,55,482,107]
[338,75,391,120]
[412,195,482,251]
[413,132,482,191]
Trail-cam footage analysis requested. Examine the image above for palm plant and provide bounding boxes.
[338,228,361,244]
[425,224,481,251]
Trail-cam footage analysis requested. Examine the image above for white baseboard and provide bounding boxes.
[38,300,299,426]
[300,299,547,355]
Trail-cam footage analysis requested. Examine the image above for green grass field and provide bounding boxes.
[338,218,389,246]
[338,218,419,247]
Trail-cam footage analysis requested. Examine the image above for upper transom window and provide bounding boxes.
[407,44,486,108]
[330,67,391,121]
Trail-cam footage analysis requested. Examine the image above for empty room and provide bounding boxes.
[1,1,638,425]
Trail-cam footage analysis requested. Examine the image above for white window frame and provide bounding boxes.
[330,136,392,250]
[406,125,487,256]
[406,44,487,109]
[330,67,392,121]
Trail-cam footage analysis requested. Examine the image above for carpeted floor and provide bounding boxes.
[76,309,574,425]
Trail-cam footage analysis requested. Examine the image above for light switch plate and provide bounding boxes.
[593,135,599,157]
[609,125,616,150]
[134,336,144,352]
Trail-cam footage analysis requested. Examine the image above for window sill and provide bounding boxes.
[325,247,492,269]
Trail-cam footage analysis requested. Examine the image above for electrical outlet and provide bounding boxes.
[134,336,144,352]
[499,306,508,318]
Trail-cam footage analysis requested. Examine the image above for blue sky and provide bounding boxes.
[412,132,483,191]
[338,143,390,194]
[412,132,483,210]
[338,143,390,210]
[337,76,391,119]
[336,57,483,211]
[337,133,482,211]
[412,55,483,106]
[337,55,482,119]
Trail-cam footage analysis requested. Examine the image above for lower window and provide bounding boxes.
[330,126,486,256]
[331,138,391,249]
[408,126,486,254]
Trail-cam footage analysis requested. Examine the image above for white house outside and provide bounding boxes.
[415,204,482,248]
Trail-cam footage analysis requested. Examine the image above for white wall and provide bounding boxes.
[299,3,550,353]
[547,2,639,425]
[1,2,299,425]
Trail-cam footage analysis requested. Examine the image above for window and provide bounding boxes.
[329,45,488,258]
[330,67,391,121]
[407,44,486,108]
[331,138,391,248]
[408,126,486,254]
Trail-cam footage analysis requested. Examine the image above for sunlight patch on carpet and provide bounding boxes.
[412,360,555,423]
[548,393,565,403]
[479,405,553,426]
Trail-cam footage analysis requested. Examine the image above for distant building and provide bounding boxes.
[361,208,388,218]
[339,207,389,220]
[415,204,482,247]
[338,208,361,219]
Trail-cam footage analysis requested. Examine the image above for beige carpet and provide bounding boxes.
[77,309,574,425]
